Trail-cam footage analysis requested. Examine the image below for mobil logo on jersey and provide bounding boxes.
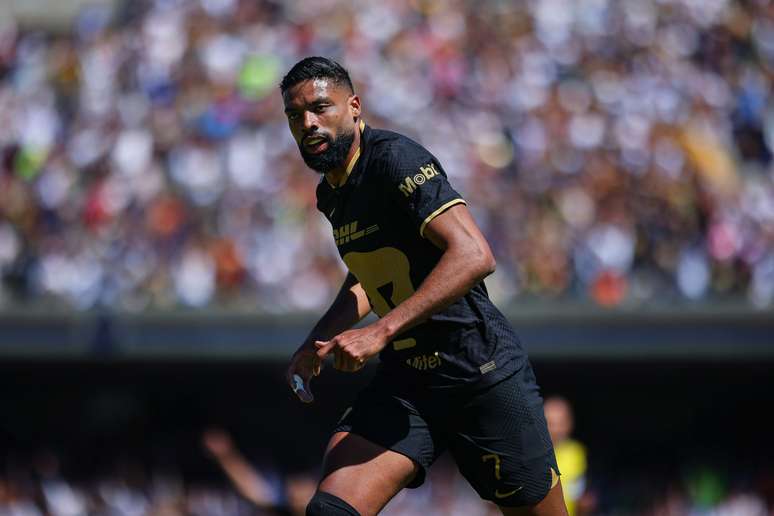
[398,162,441,197]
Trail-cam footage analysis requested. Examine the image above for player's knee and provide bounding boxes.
[306,491,361,516]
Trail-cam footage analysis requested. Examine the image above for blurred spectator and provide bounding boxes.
[544,396,595,516]
[200,427,502,515]
[202,427,313,515]
[2,0,774,313]
[201,427,284,512]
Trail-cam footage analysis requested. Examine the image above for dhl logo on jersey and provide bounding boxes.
[333,221,379,246]
[398,163,441,197]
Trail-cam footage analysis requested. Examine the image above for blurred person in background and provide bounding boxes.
[283,57,566,515]
[543,397,595,516]
[202,427,315,515]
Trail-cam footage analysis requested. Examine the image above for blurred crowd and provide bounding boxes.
[0,452,270,516]
[2,460,772,516]
[2,406,773,516]
[1,0,774,312]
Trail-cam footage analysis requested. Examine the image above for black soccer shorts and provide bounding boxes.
[332,363,560,507]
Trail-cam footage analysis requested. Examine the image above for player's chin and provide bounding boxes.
[300,154,331,173]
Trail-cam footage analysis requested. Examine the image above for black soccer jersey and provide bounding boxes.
[316,121,527,390]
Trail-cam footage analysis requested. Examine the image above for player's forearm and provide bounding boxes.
[301,273,371,347]
[377,243,494,341]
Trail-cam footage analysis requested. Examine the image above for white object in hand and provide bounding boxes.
[292,374,305,393]
[292,374,312,402]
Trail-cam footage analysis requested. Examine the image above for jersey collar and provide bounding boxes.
[325,119,366,189]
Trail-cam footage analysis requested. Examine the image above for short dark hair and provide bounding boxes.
[280,57,354,95]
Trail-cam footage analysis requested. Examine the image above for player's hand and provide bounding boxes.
[286,344,321,403]
[314,324,389,372]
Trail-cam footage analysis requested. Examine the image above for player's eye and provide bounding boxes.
[313,104,328,114]
[287,112,300,121]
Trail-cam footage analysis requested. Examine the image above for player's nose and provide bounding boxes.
[303,111,318,131]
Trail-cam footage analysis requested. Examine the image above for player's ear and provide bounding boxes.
[348,94,360,120]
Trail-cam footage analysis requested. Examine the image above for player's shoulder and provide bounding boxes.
[365,127,436,174]
[366,126,425,154]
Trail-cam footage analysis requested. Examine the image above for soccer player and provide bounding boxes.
[283,57,568,516]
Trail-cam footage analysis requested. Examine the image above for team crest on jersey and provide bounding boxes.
[398,163,441,197]
[333,221,379,246]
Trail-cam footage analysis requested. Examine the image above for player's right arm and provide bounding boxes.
[286,272,370,402]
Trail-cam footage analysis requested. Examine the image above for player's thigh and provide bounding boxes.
[497,478,568,516]
[450,371,561,509]
[318,431,420,516]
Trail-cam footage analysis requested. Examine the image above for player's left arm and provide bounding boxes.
[315,203,495,371]
[380,203,495,334]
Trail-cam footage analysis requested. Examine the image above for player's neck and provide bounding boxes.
[325,125,361,188]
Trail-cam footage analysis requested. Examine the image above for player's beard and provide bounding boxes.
[299,127,355,174]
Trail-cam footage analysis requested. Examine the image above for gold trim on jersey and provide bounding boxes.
[325,119,366,188]
[344,146,360,179]
[419,198,467,237]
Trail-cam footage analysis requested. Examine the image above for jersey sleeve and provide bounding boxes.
[380,144,466,237]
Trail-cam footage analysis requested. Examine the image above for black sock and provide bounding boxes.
[306,490,361,516]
